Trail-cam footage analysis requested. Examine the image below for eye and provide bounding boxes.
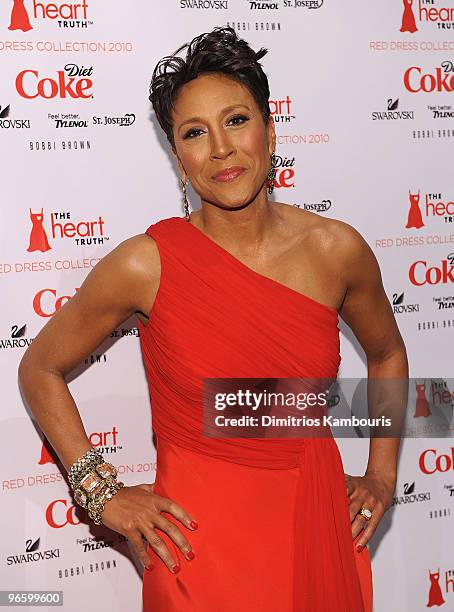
[182,114,250,140]
[227,114,249,126]
[183,127,204,140]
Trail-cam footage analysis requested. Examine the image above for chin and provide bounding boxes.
[215,198,255,211]
[210,187,263,210]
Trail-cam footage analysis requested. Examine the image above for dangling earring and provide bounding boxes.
[181,177,190,221]
[267,151,277,195]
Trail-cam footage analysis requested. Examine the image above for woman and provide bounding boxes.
[18,27,408,611]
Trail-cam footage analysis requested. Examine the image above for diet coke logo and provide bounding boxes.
[46,499,81,528]
[273,155,295,189]
[409,254,454,286]
[404,61,454,93]
[33,288,79,317]
[419,447,454,474]
[16,64,93,100]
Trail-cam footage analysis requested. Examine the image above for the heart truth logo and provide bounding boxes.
[26,208,108,252]
[399,0,454,33]
[39,427,120,464]
[7,0,90,32]
[405,190,454,228]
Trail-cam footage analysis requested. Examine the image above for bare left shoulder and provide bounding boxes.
[308,214,406,362]
[298,214,380,298]
[281,203,364,257]
[318,217,375,267]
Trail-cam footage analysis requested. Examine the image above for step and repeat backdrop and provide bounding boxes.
[1,1,453,610]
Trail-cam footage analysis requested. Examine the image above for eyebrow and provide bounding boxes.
[177,104,251,131]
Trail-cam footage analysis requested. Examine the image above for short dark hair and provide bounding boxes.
[149,26,271,149]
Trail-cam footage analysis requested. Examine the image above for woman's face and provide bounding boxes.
[171,72,275,210]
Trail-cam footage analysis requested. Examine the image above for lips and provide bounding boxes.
[211,166,246,182]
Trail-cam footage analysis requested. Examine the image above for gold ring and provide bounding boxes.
[358,507,373,521]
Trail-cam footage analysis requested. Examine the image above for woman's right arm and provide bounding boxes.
[18,234,197,573]
[18,234,157,470]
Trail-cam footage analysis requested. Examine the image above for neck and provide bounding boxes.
[193,191,282,253]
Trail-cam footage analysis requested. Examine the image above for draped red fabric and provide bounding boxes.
[138,216,373,611]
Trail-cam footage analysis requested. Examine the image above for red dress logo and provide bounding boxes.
[406,190,425,229]
[8,0,33,32]
[427,569,445,607]
[400,0,418,33]
[413,381,432,418]
[38,439,57,465]
[27,208,51,252]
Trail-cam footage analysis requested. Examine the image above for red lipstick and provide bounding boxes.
[211,166,246,182]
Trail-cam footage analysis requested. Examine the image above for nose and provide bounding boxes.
[209,128,235,161]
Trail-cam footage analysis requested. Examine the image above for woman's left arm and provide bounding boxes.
[334,220,409,551]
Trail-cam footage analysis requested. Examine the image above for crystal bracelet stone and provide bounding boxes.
[87,480,125,525]
[69,456,103,489]
[68,448,124,524]
[68,447,104,489]
[72,464,120,506]
[74,473,112,509]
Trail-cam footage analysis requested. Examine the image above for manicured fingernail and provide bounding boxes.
[190,520,198,530]
[187,550,195,560]
[356,544,363,553]
[172,564,181,574]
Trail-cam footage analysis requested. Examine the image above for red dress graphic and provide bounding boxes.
[413,382,431,418]
[38,441,56,465]
[400,0,418,33]
[139,217,373,612]
[427,569,445,607]
[8,0,33,32]
[406,191,424,229]
[27,209,51,253]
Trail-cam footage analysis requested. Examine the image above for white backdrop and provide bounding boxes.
[1,1,453,610]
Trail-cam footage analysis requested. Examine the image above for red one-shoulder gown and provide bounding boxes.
[138,216,373,612]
